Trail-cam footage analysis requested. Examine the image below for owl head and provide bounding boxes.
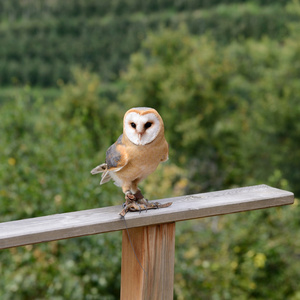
[123,107,164,145]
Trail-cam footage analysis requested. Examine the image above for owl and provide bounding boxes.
[91,107,172,216]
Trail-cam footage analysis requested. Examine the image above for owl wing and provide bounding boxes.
[106,134,128,170]
[100,134,128,184]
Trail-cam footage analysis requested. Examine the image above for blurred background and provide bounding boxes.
[0,0,300,299]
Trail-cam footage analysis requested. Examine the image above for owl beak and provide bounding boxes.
[137,130,145,143]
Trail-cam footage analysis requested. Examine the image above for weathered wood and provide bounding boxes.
[0,185,294,249]
[120,223,175,300]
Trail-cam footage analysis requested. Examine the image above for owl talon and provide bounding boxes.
[119,207,127,217]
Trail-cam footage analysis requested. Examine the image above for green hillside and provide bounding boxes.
[0,0,297,86]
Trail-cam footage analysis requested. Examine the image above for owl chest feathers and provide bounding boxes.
[108,133,168,186]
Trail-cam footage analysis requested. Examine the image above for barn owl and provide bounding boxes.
[91,107,172,216]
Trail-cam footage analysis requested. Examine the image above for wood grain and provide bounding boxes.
[120,223,175,300]
[0,185,294,249]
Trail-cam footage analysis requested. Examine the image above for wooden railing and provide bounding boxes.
[0,185,294,299]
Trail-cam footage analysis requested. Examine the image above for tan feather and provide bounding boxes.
[100,171,112,185]
[90,163,107,175]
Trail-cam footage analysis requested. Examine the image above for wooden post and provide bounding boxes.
[120,223,175,300]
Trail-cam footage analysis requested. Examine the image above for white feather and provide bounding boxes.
[109,171,123,187]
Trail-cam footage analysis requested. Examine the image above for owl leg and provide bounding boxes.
[119,184,139,217]
[123,181,142,206]
[125,190,136,201]
[122,183,137,202]
[133,189,144,201]
[131,184,149,212]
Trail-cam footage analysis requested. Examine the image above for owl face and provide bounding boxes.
[124,108,163,145]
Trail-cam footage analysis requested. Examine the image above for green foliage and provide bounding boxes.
[0,0,292,20]
[57,68,123,150]
[0,1,298,86]
[0,84,124,299]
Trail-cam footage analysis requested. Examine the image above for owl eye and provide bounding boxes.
[130,122,136,129]
[144,122,152,129]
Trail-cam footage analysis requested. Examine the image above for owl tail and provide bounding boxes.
[90,163,107,175]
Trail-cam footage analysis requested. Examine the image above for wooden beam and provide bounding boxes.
[120,223,175,300]
[0,185,294,249]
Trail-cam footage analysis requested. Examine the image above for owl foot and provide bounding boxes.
[136,198,173,210]
[122,189,144,209]
[119,194,172,217]
[119,201,141,217]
